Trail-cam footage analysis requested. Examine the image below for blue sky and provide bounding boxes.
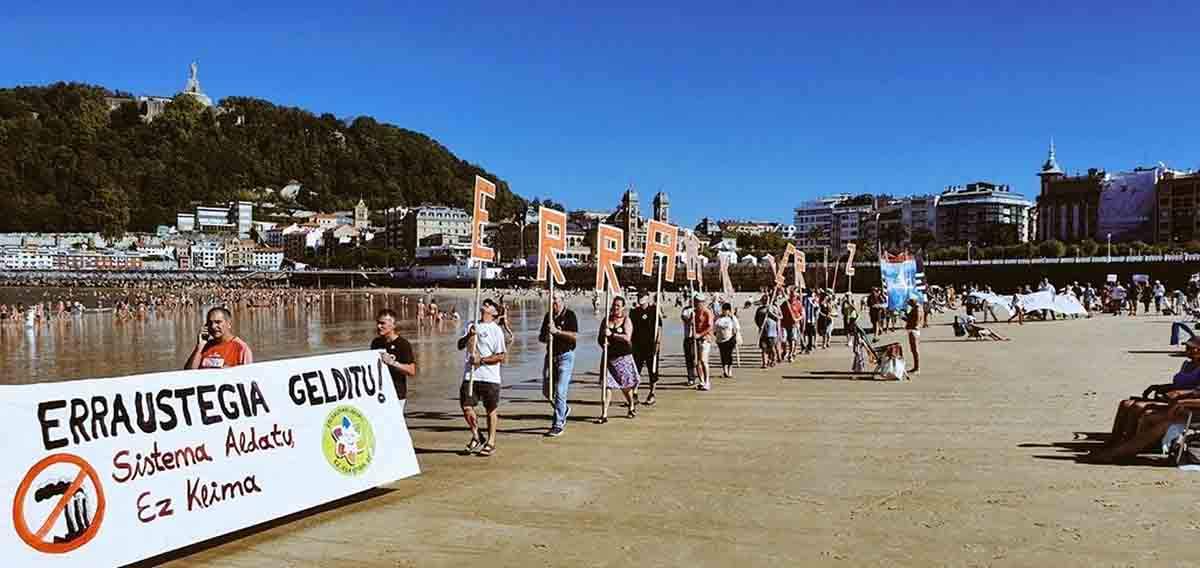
[3,2,1199,226]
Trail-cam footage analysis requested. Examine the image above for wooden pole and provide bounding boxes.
[468,261,483,397]
[652,255,664,375]
[547,276,555,404]
[600,287,610,408]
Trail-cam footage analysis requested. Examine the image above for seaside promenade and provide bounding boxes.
[156,308,1198,567]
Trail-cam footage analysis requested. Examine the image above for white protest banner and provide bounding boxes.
[0,350,419,567]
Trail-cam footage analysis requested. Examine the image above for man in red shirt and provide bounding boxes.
[185,307,254,369]
[780,288,805,362]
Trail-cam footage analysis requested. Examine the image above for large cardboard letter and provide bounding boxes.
[719,255,735,295]
[536,207,567,284]
[642,220,679,282]
[683,231,702,282]
[470,176,496,264]
[764,254,782,286]
[777,243,806,289]
[594,223,624,293]
[845,243,857,276]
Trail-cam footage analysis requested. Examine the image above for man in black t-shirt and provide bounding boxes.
[371,309,416,401]
[629,290,663,405]
[539,291,579,437]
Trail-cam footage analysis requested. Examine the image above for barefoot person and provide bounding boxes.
[539,291,579,438]
[905,298,923,375]
[597,296,640,423]
[457,298,507,456]
[371,308,416,402]
[185,307,253,369]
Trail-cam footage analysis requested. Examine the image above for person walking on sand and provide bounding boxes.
[680,293,698,386]
[629,290,663,406]
[597,296,641,423]
[905,298,924,375]
[457,298,507,457]
[713,302,741,378]
[539,291,579,438]
[693,293,715,390]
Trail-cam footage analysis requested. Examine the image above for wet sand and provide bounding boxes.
[152,306,1200,567]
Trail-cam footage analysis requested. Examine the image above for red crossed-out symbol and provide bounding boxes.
[11,453,106,554]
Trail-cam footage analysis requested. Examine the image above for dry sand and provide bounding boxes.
[161,307,1200,567]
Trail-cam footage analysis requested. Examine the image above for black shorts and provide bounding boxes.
[460,381,500,411]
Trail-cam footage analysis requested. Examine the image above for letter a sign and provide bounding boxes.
[642,220,679,282]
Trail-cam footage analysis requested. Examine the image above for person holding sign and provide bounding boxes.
[539,291,579,438]
[630,290,663,406]
[597,296,641,423]
[185,307,253,369]
[457,298,507,456]
[371,309,416,401]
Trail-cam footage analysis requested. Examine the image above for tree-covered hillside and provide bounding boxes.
[0,82,524,236]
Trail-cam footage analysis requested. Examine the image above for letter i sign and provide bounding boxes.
[12,453,105,554]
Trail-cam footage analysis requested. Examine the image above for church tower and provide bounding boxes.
[653,191,669,223]
[354,198,370,229]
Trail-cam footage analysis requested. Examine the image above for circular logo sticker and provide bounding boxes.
[322,406,375,476]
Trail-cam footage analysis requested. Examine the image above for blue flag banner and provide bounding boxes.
[880,255,925,310]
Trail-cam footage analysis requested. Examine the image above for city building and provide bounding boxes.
[936,182,1032,246]
[1035,141,1105,243]
[190,241,226,270]
[830,196,877,254]
[284,227,324,260]
[249,248,284,271]
[793,194,850,252]
[397,205,471,257]
[1156,170,1200,245]
[175,201,254,238]
[0,247,54,270]
[382,207,409,252]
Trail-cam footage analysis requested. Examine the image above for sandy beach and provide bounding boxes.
[129,302,1198,568]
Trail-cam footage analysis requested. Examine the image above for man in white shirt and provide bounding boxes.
[457,298,507,457]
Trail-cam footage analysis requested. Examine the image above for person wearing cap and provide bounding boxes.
[692,292,715,391]
[629,289,663,405]
[1088,336,1200,463]
[457,298,507,456]
[539,291,579,437]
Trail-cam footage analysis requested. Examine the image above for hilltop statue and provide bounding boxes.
[186,61,200,93]
[181,61,213,107]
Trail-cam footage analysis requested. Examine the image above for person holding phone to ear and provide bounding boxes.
[185,307,253,369]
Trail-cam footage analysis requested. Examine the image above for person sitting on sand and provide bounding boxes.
[1096,337,1200,452]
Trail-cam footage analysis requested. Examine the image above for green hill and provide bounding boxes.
[0,82,525,236]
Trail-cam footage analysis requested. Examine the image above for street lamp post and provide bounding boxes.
[1107,233,1112,262]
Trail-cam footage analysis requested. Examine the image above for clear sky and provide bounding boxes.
[3,2,1198,226]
